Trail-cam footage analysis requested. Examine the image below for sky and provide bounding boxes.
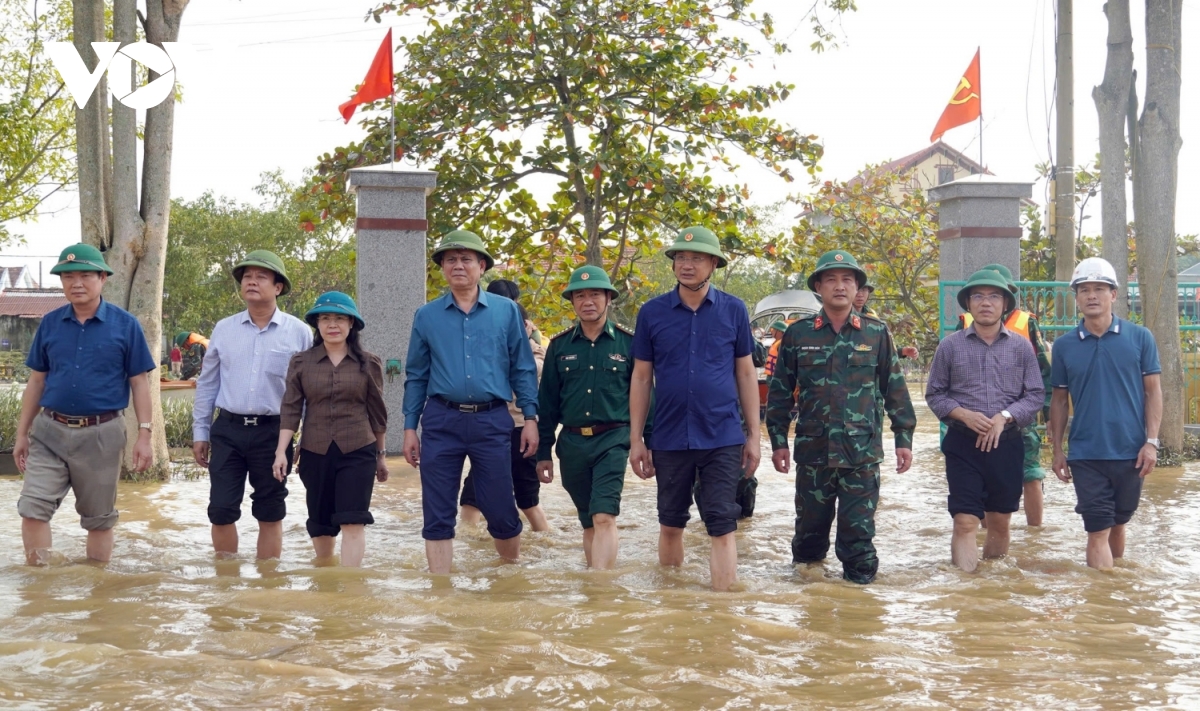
[3,0,1198,286]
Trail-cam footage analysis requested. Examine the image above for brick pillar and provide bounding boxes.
[347,165,437,452]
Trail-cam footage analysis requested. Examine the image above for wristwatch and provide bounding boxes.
[1147,438,1160,449]
[1000,410,1013,423]
[524,415,538,423]
[138,422,152,431]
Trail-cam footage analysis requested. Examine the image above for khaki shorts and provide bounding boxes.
[17,412,127,531]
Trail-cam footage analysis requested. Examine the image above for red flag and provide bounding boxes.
[930,49,981,143]
[339,29,394,124]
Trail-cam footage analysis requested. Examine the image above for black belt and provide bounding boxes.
[43,409,121,428]
[433,395,507,413]
[566,422,629,437]
[219,410,280,426]
[947,422,1021,440]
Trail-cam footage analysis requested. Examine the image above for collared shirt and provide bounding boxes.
[402,287,538,430]
[926,324,1044,427]
[1051,316,1161,460]
[766,309,916,467]
[280,345,388,455]
[536,319,650,461]
[26,299,157,415]
[632,285,753,451]
[192,308,313,441]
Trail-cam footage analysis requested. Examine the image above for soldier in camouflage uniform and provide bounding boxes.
[767,250,916,584]
[954,263,1052,526]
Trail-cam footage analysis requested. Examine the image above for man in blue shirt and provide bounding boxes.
[630,226,761,591]
[13,244,157,565]
[1050,257,1162,570]
[403,230,539,574]
[192,250,312,560]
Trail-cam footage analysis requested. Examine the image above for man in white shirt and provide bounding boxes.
[192,251,312,559]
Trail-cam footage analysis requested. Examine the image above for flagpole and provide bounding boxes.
[977,48,983,170]
[390,91,396,166]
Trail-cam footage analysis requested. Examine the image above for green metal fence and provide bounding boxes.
[939,280,1200,422]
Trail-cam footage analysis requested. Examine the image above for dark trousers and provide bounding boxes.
[207,414,291,525]
[653,446,743,537]
[419,399,523,541]
[460,426,541,510]
[298,441,377,538]
[793,463,881,584]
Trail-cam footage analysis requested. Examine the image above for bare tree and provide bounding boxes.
[73,0,189,477]
[1131,0,1184,449]
[1092,0,1133,318]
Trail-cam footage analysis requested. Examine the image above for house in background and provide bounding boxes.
[852,140,989,196]
[0,266,67,352]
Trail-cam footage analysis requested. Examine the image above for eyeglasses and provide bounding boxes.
[969,292,1006,303]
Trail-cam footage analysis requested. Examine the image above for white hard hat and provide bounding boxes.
[1070,257,1119,290]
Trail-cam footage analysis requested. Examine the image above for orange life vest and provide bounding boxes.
[959,310,1032,341]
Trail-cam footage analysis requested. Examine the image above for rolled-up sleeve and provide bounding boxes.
[366,355,388,433]
[191,323,223,442]
[509,310,538,418]
[924,338,960,420]
[279,353,305,432]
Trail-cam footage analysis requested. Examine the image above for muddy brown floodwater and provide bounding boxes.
[1,402,1199,709]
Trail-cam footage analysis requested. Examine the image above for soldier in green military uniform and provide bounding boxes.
[767,250,917,584]
[954,263,1052,526]
[536,266,647,570]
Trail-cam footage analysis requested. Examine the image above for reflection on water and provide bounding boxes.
[1,402,1199,708]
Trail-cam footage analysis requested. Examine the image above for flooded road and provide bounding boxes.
[1,402,1199,709]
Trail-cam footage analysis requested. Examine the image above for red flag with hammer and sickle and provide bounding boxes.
[930,49,981,143]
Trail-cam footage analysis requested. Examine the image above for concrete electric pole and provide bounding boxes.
[1054,0,1076,281]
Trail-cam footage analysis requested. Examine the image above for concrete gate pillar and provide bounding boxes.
[929,177,1033,321]
[347,165,437,453]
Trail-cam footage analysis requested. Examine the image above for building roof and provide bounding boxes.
[0,288,68,318]
[848,140,989,187]
[1180,262,1200,277]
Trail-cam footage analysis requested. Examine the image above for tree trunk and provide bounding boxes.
[75,0,188,478]
[1132,0,1184,450]
[1093,0,1133,318]
[74,0,111,248]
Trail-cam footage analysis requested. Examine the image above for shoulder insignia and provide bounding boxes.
[859,312,883,324]
[613,321,635,336]
[550,325,576,340]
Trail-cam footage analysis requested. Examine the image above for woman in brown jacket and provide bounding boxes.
[273,292,387,566]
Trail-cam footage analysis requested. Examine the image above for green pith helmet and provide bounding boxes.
[957,269,1017,312]
[806,249,867,291]
[562,265,619,300]
[233,250,291,295]
[174,332,190,347]
[305,291,365,331]
[431,229,495,271]
[662,226,728,268]
[980,262,1019,294]
[49,243,113,275]
[769,320,788,334]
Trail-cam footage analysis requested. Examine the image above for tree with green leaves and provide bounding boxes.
[788,167,940,354]
[166,173,356,338]
[0,0,74,247]
[310,0,852,320]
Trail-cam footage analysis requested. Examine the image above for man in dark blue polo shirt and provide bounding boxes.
[630,226,761,591]
[403,230,539,574]
[12,244,157,565]
[1050,257,1162,570]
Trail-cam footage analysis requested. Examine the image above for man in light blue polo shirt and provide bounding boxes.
[1049,257,1162,570]
[403,230,539,574]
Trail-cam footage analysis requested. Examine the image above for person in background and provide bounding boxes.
[275,292,387,567]
[459,278,548,532]
[13,244,157,564]
[763,320,788,379]
[169,344,182,378]
[1049,257,1161,570]
[176,331,209,380]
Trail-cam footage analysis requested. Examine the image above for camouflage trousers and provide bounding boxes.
[1022,423,1046,483]
[793,462,881,585]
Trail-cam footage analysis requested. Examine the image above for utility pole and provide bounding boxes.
[1054,0,1076,280]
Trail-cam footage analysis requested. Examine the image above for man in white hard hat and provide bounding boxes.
[1049,257,1162,570]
